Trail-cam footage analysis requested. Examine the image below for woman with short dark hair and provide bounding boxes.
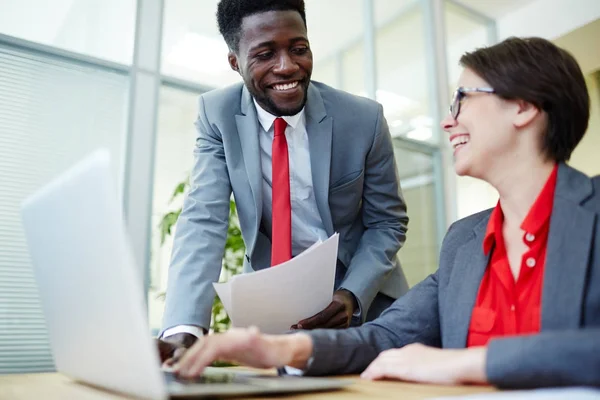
[172,37,600,389]
[457,36,589,164]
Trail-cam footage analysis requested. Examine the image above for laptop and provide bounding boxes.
[20,149,350,399]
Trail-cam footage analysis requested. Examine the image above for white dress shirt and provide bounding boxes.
[254,99,329,256]
[163,100,328,339]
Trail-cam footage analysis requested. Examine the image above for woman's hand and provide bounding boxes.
[361,343,488,385]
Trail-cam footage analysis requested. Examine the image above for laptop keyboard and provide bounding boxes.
[163,369,352,396]
[163,370,247,385]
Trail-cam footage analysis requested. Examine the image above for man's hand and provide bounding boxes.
[291,289,357,330]
[173,327,313,378]
[156,332,198,365]
[360,343,488,385]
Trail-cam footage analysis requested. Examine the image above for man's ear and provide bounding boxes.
[513,99,541,129]
[228,52,240,74]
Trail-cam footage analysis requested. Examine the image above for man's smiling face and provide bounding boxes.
[228,10,313,116]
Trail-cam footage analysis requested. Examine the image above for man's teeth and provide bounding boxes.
[273,81,299,91]
[451,135,470,148]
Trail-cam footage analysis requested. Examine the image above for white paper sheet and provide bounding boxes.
[212,233,339,334]
[432,387,600,400]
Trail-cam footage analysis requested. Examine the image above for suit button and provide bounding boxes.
[526,257,536,268]
[525,233,535,242]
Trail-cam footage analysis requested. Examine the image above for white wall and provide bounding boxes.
[554,19,600,177]
[554,19,600,75]
[497,0,600,40]
[570,73,600,177]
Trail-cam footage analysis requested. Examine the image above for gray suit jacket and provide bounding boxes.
[162,81,409,333]
[306,164,600,389]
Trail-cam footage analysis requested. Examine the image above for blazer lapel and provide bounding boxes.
[444,217,491,348]
[235,86,263,247]
[541,164,594,330]
[305,84,335,236]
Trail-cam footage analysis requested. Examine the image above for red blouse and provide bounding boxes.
[467,165,558,347]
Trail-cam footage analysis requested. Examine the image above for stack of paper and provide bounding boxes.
[213,233,339,334]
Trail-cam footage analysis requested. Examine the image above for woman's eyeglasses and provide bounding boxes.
[449,87,495,119]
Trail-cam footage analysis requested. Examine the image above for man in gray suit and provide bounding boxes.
[159,0,409,354]
[168,38,600,388]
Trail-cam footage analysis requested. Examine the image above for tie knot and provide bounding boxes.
[274,117,287,137]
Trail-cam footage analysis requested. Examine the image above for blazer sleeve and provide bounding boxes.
[305,268,441,376]
[487,329,600,388]
[338,103,409,316]
[161,95,232,334]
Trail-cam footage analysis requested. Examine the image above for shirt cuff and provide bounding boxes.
[353,302,362,318]
[279,357,314,376]
[161,325,205,339]
[339,287,362,319]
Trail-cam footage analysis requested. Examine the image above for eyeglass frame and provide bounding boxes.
[449,87,496,120]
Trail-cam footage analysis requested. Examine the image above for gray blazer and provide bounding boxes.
[306,164,600,389]
[162,81,409,333]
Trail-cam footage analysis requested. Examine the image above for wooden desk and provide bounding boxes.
[0,372,496,400]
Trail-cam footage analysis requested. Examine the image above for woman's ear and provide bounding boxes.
[513,99,541,129]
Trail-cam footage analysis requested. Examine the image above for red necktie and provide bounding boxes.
[271,117,292,266]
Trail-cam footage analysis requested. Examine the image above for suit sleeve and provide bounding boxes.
[306,268,441,376]
[339,103,409,317]
[160,96,232,334]
[487,329,600,388]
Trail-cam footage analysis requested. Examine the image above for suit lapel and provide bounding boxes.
[444,217,490,348]
[305,84,335,235]
[235,86,263,243]
[541,164,594,330]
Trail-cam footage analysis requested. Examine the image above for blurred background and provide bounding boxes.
[0,0,598,373]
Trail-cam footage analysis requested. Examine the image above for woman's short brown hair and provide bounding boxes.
[460,37,589,162]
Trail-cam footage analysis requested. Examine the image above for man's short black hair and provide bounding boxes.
[217,0,307,53]
[460,37,590,163]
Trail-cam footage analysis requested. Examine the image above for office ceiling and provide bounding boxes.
[453,0,535,18]
[0,0,538,79]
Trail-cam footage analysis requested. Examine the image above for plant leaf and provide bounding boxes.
[159,210,181,245]
[169,181,188,203]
